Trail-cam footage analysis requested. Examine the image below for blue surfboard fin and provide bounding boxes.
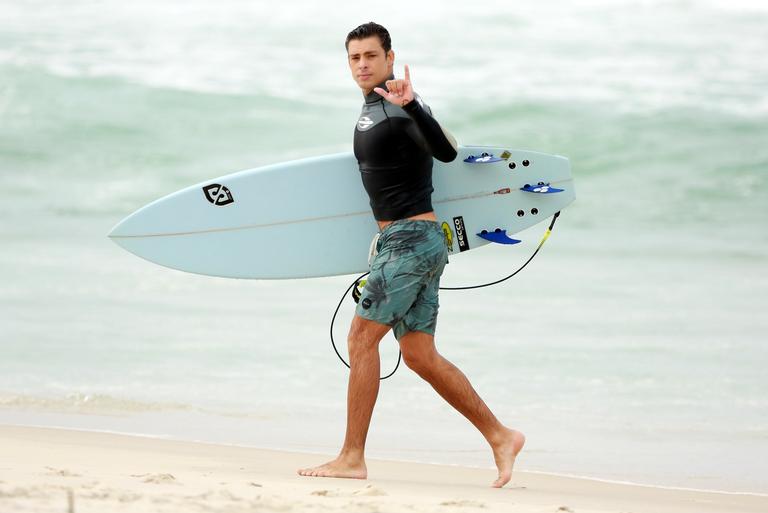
[477,229,521,245]
[464,152,503,164]
[520,182,564,194]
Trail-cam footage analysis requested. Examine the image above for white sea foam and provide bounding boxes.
[1,0,767,494]
[1,0,765,115]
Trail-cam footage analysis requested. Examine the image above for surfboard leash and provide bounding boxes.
[329,211,561,380]
[329,270,404,380]
[439,211,560,291]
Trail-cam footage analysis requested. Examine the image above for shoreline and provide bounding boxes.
[2,424,766,513]
[2,420,767,498]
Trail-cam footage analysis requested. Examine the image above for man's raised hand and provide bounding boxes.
[374,65,414,107]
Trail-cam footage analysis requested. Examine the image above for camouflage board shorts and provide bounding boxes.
[356,219,449,340]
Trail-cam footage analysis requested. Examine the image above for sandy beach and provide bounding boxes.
[3,0,768,506]
[0,425,764,513]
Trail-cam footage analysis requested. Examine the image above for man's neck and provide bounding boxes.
[363,74,394,104]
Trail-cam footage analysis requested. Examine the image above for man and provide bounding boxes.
[298,22,525,488]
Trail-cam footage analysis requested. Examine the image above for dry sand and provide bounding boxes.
[0,424,765,513]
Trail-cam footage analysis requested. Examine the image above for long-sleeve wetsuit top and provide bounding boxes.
[353,75,458,221]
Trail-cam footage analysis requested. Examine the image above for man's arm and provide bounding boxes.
[374,64,458,163]
[402,96,458,163]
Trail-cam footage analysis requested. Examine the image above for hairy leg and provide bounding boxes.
[297,315,391,479]
[398,330,525,487]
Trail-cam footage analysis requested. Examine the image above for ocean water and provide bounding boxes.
[1,0,767,494]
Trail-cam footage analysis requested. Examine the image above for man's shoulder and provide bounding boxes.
[355,100,410,132]
[356,102,386,132]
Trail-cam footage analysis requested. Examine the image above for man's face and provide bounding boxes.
[347,36,393,93]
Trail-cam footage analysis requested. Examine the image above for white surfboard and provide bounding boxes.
[108,146,575,279]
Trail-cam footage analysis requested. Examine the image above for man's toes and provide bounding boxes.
[493,472,511,488]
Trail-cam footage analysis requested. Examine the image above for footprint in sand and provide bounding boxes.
[439,499,487,508]
[80,489,114,500]
[118,492,141,503]
[311,484,387,498]
[0,486,45,499]
[130,473,179,484]
[45,466,81,477]
[352,484,388,497]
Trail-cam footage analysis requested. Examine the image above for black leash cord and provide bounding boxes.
[329,211,560,380]
[440,211,560,291]
[329,270,404,380]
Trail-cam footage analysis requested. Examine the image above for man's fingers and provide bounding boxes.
[380,70,413,98]
[384,80,406,96]
[375,79,411,104]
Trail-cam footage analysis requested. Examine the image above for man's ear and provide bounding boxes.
[387,50,395,66]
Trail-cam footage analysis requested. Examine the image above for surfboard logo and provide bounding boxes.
[357,116,374,130]
[441,221,454,253]
[202,183,235,206]
[453,216,470,252]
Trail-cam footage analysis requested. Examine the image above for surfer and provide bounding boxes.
[298,22,525,488]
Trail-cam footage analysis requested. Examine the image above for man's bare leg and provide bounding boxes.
[297,315,391,478]
[398,330,526,488]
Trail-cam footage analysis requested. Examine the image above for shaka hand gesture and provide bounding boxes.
[374,64,415,107]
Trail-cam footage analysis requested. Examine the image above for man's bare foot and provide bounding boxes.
[297,456,367,479]
[491,428,526,488]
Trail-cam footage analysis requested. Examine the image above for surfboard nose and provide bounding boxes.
[107,209,151,258]
[107,206,148,239]
[107,217,127,239]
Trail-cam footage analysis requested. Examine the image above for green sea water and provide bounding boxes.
[1,0,767,493]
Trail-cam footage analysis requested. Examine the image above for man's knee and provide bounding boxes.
[347,315,390,355]
[399,332,438,374]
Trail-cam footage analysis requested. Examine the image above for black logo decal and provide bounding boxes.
[453,216,470,252]
[361,298,372,309]
[202,183,234,206]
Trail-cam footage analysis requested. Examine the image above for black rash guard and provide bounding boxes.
[353,74,457,221]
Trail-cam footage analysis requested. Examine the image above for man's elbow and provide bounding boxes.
[435,147,458,163]
[435,125,458,162]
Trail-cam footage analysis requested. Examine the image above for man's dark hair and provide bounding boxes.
[345,22,392,53]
